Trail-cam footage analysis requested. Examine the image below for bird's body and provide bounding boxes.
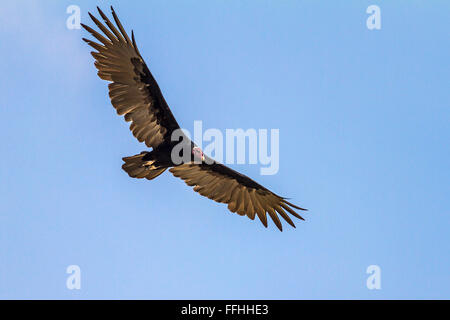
[82,7,307,231]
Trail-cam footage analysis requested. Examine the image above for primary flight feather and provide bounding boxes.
[82,6,307,231]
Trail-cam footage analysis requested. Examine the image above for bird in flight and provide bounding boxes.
[82,7,307,231]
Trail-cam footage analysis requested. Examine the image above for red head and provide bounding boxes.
[192,146,205,162]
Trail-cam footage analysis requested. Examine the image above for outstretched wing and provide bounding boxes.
[82,6,180,148]
[170,159,307,231]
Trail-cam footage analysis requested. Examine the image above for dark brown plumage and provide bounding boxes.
[82,7,307,231]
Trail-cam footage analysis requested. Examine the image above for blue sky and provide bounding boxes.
[0,1,449,299]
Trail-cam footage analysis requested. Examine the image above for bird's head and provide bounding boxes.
[192,146,205,162]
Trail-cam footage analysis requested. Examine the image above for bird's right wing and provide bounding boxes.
[170,159,307,231]
[82,7,180,149]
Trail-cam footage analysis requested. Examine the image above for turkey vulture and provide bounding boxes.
[82,7,307,231]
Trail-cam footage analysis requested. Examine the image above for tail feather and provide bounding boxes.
[122,152,167,180]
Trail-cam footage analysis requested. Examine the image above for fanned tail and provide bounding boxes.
[122,152,167,180]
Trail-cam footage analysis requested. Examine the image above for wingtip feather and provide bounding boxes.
[284,199,308,211]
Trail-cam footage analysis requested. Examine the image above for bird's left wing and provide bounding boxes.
[82,7,180,149]
[170,159,307,231]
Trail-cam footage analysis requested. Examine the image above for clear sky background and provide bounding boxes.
[0,1,449,299]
